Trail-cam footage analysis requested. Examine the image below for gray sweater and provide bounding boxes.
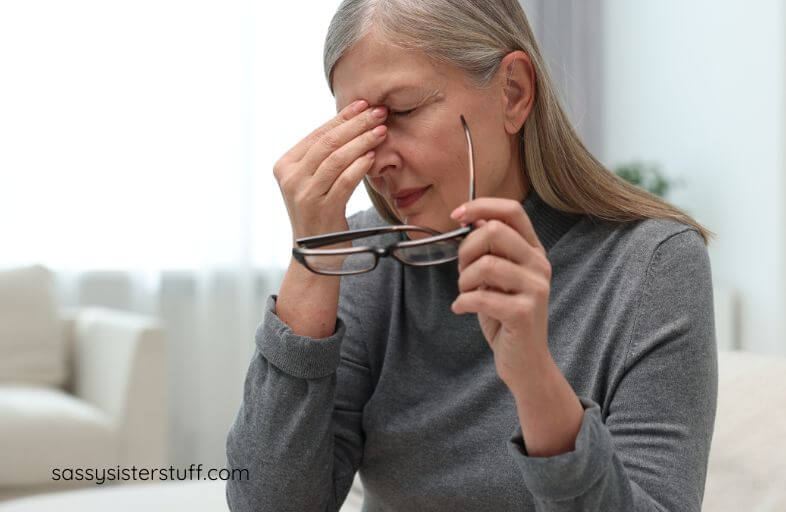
[225,190,718,511]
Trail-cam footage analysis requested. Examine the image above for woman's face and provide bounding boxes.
[332,33,532,235]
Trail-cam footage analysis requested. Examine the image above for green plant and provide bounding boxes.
[613,161,683,199]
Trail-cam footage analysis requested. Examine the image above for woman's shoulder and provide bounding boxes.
[578,213,705,250]
[626,217,707,259]
[634,219,710,282]
[589,215,710,278]
[562,214,709,281]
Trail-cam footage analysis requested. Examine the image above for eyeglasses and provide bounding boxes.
[292,114,476,276]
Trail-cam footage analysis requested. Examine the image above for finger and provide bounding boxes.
[458,254,520,293]
[458,255,548,296]
[452,197,544,252]
[299,105,388,179]
[452,288,532,321]
[456,218,531,273]
[326,150,376,203]
[282,100,370,164]
[310,122,387,194]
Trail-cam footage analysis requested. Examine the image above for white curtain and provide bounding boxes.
[0,0,600,469]
[521,0,605,157]
[0,0,358,469]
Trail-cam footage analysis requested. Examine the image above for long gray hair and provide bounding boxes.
[323,0,714,245]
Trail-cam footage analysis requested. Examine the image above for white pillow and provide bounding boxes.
[0,265,66,387]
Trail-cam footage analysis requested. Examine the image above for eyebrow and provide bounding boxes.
[338,85,437,112]
[373,85,423,105]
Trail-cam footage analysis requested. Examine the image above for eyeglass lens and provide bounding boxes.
[303,230,462,274]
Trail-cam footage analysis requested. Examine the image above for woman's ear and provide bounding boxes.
[500,51,536,135]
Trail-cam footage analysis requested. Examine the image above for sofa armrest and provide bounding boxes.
[70,307,168,467]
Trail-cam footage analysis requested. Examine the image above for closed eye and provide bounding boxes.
[391,108,416,117]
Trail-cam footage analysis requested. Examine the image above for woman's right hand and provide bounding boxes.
[273,100,389,242]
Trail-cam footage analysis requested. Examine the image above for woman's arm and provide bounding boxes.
[225,215,379,512]
[506,228,718,511]
[507,348,584,458]
[276,246,350,339]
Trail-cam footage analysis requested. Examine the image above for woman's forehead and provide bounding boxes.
[332,35,446,108]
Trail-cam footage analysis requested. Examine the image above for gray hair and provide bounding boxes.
[324,1,529,93]
[322,0,714,244]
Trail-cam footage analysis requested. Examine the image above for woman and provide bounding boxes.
[226,1,717,511]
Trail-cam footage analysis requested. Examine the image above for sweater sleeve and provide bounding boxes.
[225,289,374,511]
[505,228,719,511]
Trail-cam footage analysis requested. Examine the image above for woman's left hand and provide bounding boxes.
[450,197,553,388]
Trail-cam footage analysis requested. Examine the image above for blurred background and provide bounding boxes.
[0,0,784,509]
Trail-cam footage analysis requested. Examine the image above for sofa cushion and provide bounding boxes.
[0,385,118,487]
[0,265,66,387]
[703,350,786,510]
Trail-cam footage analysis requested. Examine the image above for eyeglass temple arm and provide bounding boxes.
[296,225,442,248]
[460,114,475,202]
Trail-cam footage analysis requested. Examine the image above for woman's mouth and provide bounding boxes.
[393,186,430,209]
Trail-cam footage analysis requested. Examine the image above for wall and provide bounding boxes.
[602,0,786,354]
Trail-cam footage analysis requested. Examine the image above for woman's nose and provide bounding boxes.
[367,161,393,179]
[367,140,398,179]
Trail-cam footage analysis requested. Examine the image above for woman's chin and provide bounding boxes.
[404,214,455,236]
[402,212,428,228]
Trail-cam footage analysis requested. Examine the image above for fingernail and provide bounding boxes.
[450,205,465,219]
[371,106,387,118]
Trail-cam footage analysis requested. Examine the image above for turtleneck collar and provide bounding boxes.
[521,189,583,253]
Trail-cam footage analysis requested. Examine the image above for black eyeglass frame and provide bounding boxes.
[292,114,477,276]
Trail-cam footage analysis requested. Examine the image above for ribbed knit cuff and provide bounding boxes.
[505,396,614,501]
[256,294,345,379]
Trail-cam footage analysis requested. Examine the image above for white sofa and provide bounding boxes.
[0,265,168,501]
[703,349,786,511]
[0,348,783,511]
